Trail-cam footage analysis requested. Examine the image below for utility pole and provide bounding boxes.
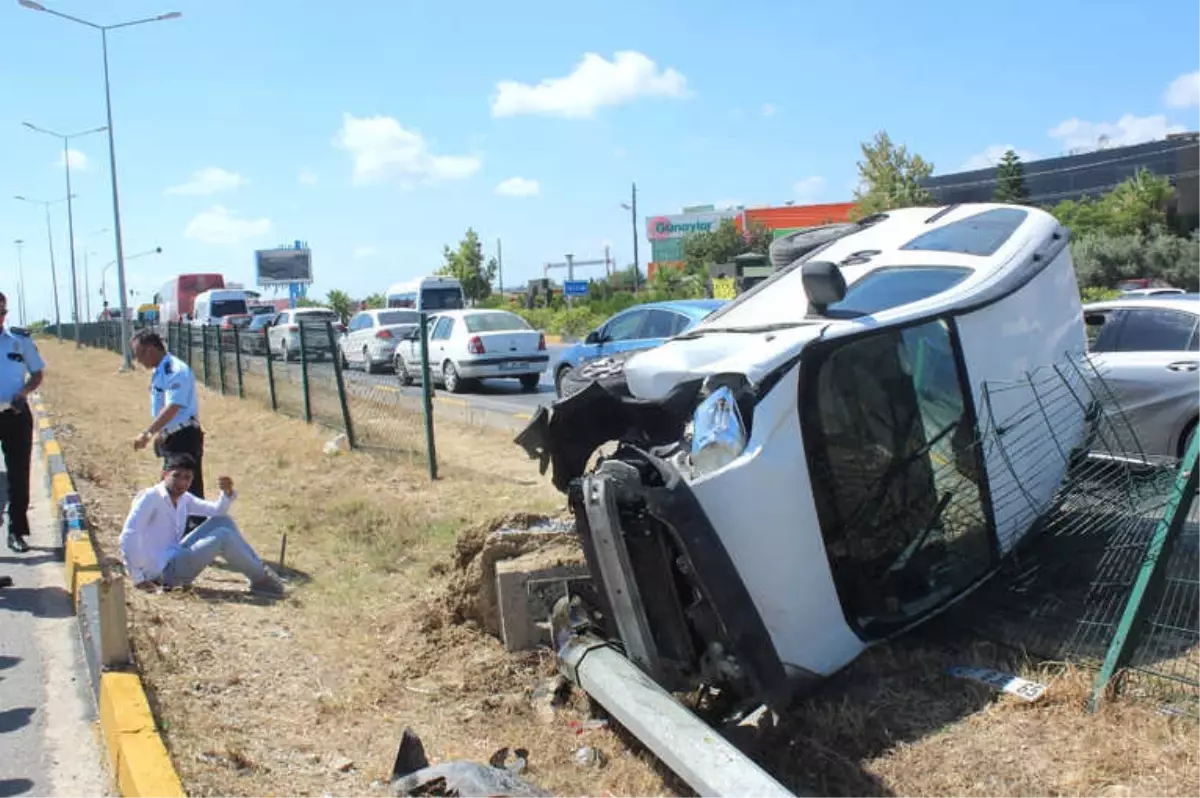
[496,238,504,300]
[13,240,27,326]
[42,203,62,339]
[621,182,641,293]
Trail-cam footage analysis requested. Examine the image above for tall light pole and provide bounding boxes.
[620,182,640,293]
[102,247,163,310]
[78,228,109,322]
[18,0,182,368]
[23,122,108,347]
[14,194,75,340]
[12,240,27,326]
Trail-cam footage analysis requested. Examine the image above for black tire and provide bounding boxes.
[395,354,413,386]
[554,365,574,398]
[519,373,540,392]
[443,361,462,393]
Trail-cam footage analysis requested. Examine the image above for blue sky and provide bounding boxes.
[2,0,1197,323]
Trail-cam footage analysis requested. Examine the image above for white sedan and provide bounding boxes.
[394,309,549,393]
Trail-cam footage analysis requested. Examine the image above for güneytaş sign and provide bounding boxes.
[647,210,739,241]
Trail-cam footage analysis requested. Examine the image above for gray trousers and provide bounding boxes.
[161,516,267,587]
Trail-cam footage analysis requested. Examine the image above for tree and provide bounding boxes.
[1071,229,1198,292]
[993,149,1030,204]
[681,218,772,277]
[438,228,497,303]
[1052,169,1175,238]
[326,289,354,322]
[851,130,935,217]
[361,292,386,309]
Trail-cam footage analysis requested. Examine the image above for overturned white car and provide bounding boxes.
[517,204,1090,707]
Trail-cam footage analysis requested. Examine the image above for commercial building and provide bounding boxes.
[923,132,1199,231]
[647,201,855,276]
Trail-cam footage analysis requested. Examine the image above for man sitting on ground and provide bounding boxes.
[119,453,285,596]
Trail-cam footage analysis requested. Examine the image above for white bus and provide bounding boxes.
[385,276,465,312]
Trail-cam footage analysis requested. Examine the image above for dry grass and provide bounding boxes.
[41,340,1200,797]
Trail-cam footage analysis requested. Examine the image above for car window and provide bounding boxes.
[1112,309,1197,352]
[900,208,1028,257]
[276,312,289,324]
[604,309,647,342]
[432,317,454,340]
[669,312,693,336]
[378,310,419,326]
[825,267,972,317]
[1084,310,1110,350]
[640,309,680,339]
[465,312,531,333]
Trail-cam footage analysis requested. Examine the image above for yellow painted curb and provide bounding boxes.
[51,471,74,505]
[37,416,51,430]
[64,536,101,609]
[435,396,468,408]
[100,673,186,798]
[43,438,61,463]
[543,334,564,345]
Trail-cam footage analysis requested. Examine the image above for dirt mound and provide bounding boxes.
[430,513,584,637]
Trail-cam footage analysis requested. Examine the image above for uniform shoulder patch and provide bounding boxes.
[163,360,173,375]
[9,327,30,337]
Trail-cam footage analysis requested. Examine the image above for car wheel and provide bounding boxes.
[443,361,462,393]
[395,354,413,386]
[519,373,540,392]
[554,365,574,398]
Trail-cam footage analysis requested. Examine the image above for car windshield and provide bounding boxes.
[378,310,420,325]
[465,312,531,333]
[421,287,464,310]
[250,316,274,329]
[212,299,248,316]
[823,267,973,318]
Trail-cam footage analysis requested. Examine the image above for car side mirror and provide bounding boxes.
[585,330,601,345]
[802,260,847,315]
[1084,312,1106,326]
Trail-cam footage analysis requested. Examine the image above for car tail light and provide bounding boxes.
[537,333,546,351]
[467,335,486,354]
[375,329,393,340]
[287,324,299,332]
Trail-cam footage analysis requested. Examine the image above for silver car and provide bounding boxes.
[1084,294,1199,459]
[339,308,420,373]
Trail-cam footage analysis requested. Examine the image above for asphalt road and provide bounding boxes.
[228,343,569,424]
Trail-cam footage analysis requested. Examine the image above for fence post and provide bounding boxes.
[264,327,278,412]
[216,326,227,396]
[326,321,356,448]
[233,327,244,399]
[298,324,312,424]
[422,312,441,480]
[201,326,211,388]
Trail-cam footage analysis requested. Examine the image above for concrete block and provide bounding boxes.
[496,556,589,652]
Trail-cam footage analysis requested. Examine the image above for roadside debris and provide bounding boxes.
[948,666,1048,702]
[529,674,570,723]
[572,746,606,769]
[389,728,551,797]
[323,433,350,455]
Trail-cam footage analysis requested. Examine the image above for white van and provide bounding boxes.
[191,289,250,326]
[385,276,466,312]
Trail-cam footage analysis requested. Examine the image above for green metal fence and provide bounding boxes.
[78,318,441,480]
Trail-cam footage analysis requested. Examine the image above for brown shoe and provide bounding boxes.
[249,569,287,597]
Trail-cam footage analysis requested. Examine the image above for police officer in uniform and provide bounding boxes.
[130,329,206,500]
[0,292,45,553]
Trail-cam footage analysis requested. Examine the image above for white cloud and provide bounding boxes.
[761,103,777,118]
[298,168,318,185]
[183,206,270,246]
[491,51,690,119]
[58,149,88,171]
[1164,70,1200,109]
[1048,114,1185,152]
[793,176,827,202]
[960,144,1039,171]
[353,245,378,258]
[334,113,481,187]
[166,167,245,196]
[494,176,540,197]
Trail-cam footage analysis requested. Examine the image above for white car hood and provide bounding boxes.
[624,322,832,401]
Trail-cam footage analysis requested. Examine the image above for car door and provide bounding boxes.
[1089,307,1200,457]
[270,312,289,349]
[346,313,368,362]
[402,315,443,366]
[429,316,455,365]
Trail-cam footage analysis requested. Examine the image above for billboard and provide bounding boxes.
[255,247,313,286]
[646,210,741,265]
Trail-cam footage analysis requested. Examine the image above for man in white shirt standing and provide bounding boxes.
[119,453,285,596]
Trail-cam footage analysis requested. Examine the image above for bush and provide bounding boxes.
[1071,229,1199,292]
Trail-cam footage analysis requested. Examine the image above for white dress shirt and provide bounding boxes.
[118,483,235,584]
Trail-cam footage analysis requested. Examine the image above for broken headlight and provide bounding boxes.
[690,384,747,478]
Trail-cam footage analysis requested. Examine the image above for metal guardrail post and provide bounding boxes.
[233,327,244,399]
[422,312,441,480]
[216,327,226,395]
[1089,433,1200,711]
[201,325,210,388]
[326,321,356,448]
[264,327,278,412]
[298,325,311,423]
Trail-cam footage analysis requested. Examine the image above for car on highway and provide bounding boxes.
[554,299,726,397]
[394,309,548,393]
[240,313,276,355]
[1083,293,1199,459]
[268,306,342,361]
[339,308,421,373]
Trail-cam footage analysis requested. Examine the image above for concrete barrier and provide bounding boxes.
[30,395,185,797]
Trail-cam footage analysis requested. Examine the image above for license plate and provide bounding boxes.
[947,666,1047,702]
[500,361,527,371]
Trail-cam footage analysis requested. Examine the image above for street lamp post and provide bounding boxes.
[18,0,182,368]
[23,122,108,348]
[620,182,640,293]
[79,228,109,322]
[12,240,27,326]
[14,194,75,340]
[102,247,163,311]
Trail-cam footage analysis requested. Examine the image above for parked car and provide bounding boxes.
[268,307,342,361]
[1121,287,1185,297]
[1083,294,1199,459]
[394,309,548,392]
[241,313,276,355]
[554,299,726,397]
[339,308,421,374]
